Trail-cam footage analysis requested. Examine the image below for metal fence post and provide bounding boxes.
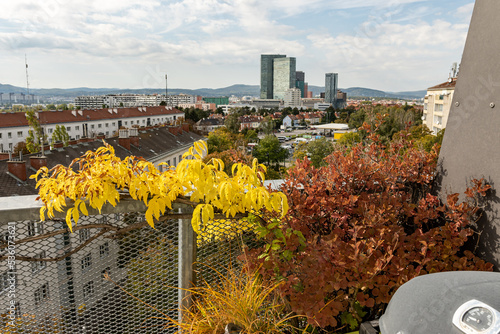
[178,204,196,327]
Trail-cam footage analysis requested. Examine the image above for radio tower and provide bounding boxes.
[25,54,31,103]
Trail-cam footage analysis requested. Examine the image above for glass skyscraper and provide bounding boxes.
[260,54,286,99]
[325,73,338,106]
[273,57,296,100]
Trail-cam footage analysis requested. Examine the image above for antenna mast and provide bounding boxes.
[25,54,30,96]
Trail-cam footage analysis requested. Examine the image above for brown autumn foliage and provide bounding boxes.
[246,122,493,332]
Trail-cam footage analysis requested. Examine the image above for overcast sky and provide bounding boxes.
[0,0,475,92]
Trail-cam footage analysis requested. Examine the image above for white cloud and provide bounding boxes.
[306,17,469,89]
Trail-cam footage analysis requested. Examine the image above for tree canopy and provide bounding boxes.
[32,141,288,235]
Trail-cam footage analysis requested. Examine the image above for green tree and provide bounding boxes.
[336,131,361,148]
[253,135,288,167]
[25,109,46,153]
[224,112,241,134]
[293,138,334,167]
[52,125,69,146]
[207,127,236,154]
[259,116,275,135]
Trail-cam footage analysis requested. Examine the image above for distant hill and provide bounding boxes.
[0,83,425,100]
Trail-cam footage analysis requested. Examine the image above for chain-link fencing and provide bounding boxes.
[0,203,262,334]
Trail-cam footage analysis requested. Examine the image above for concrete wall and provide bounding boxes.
[438,0,500,270]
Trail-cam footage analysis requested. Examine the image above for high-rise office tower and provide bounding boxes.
[273,57,296,100]
[295,71,305,98]
[325,73,338,106]
[260,54,286,99]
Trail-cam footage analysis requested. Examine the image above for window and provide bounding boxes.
[32,251,46,273]
[98,216,108,224]
[130,121,134,125]
[17,131,23,137]
[28,221,44,236]
[81,253,92,270]
[8,132,12,139]
[76,135,80,140]
[114,213,121,221]
[79,229,90,242]
[67,127,71,131]
[98,124,102,128]
[91,124,95,129]
[106,131,109,136]
[142,120,145,124]
[173,157,176,166]
[167,160,170,166]
[0,133,2,139]
[105,123,109,127]
[83,281,94,298]
[434,104,444,112]
[48,128,53,134]
[34,283,49,305]
[75,126,80,131]
[112,122,116,127]
[8,143,12,151]
[124,121,128,125]
[99,242,109,257]
[179,155,182,163]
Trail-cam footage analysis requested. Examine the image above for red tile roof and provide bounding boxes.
[0,106,183,128]
[428,78,457,90]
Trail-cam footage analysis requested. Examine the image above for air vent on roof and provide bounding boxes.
[78,110,83,116]
[113,108,118,113]
[108,109,113,114]
[72,110,77,117]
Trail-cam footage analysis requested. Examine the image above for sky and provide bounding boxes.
[0,0,475,92]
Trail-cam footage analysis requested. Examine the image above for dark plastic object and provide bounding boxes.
[379,271,500,334]
[360,320,379,334]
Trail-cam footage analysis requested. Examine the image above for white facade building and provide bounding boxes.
[284,88,301,107]
[0,107,184,151]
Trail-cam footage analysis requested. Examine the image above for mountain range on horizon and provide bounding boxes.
[0,83,426,100]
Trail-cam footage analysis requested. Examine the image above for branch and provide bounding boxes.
[0,212,259,262]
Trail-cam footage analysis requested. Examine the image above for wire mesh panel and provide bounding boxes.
[195,217,264,285]
[0,212,179,334]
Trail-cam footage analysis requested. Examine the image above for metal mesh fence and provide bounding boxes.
[0,208,263,334]
[0,212,179,334]
[195,217,264,285]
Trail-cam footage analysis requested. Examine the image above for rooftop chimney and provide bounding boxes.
[30,156,47,171]
[8,152,27,181]
[119,129,131,150]
[129,128,139,147]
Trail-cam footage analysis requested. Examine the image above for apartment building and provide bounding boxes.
[423,78,457,134]
[75,94,196,109]
[0,106,184,152]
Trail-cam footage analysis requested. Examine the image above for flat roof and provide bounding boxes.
[314,123,349,130]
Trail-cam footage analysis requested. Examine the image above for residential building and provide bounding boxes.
[0,106,184,151]
[177,102,216,112]
[260,54,286,99]
[239,115,263,131]
[284,88,302,107]
[273,57,296,100]
[325,73,338,106]
[423,78,457,134]
[194,118,224,134]
[75,94,196,109]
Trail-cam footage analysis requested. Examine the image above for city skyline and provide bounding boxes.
[0,1,474,92]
